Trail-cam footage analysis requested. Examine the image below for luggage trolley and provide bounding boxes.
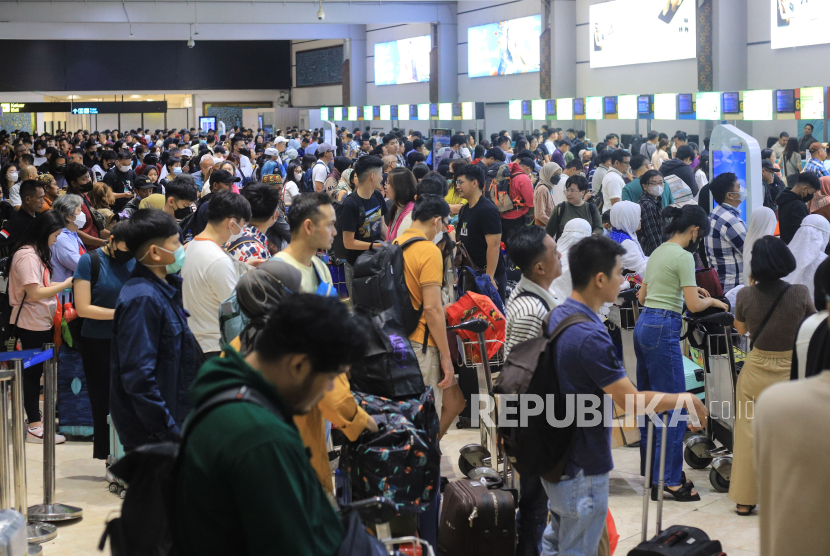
[681,311,747,492]
[446,319,511,485]
[615,287,641,386]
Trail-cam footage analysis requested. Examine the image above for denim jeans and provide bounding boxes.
[540,471,609,556]
[634,308,687,487]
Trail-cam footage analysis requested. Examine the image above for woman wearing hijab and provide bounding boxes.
[549,218,593,303]
[784,215,830,301]
[807,176,830,222]
[609,201,648,277]
[724,207,778,308]
[534,162,561,226]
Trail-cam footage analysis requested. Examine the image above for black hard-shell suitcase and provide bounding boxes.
[628,414,725,556]
[437,476,516,556]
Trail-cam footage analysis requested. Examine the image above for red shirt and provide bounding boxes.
[501,162,535,220]
[78,194,100,248]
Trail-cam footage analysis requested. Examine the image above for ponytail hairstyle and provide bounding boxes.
[662,204,710,238]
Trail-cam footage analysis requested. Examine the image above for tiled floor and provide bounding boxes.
[29,425,759,555]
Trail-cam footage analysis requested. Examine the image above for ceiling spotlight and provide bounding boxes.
[317,0,325,20]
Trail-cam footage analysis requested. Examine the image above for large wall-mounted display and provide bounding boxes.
[467,15,542,78]
[771,0,830,49]
[296,46,343,88]
[374,36,431,86]
[589,0,695,68]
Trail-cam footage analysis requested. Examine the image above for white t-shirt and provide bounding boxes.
[282,180,300,206]
[601,168,625,213]
[181,238,241,353]
[695,168,708,200]
[8,184,21,207]
[312,162,329,191]
[544,140,555,156]
[238,154,253,178]
[553,174,569,206]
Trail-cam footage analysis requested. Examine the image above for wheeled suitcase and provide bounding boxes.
[106,415,127,498]
[628,414,725,556]
[437,476,516,556]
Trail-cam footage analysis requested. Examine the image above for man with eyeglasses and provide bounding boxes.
[637,169,668,256]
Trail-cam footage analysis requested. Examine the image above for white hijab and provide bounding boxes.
[610,201,641,237]
[549,219,593,302]
[784,214,830,301]
[742,207,778,287]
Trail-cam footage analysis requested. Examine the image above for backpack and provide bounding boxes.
[99,385,283,556]
[332,191,366,262]
[486,164,522,213]
[548,201,597,240]
[304,161,328,193]
[178,196,208,244]
[665,174,695,207]
[352,236,428,338]
[493,312,592,482]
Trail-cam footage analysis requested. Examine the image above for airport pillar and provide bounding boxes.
[343,26,367,108]
[430,17,458,104]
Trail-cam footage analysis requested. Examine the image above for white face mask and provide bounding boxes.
[228,219,245,243]
[433,231,444,245]
[74,211,87,229]
[295,172,303,182]
[647,184,664,197]
[118,164,131,173]
[37,149,46,156]
[7,172,18,184]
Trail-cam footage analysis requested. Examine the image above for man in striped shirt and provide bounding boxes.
[503,225,561,556]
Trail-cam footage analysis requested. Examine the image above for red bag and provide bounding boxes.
[695,268,723,298]
[445,291,505,361]
[607,509,619,555]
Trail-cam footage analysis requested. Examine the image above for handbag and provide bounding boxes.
[452,242,479,272]
[4,291,26,352]
[694,254,723,298]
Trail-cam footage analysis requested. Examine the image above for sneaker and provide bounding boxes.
[26,427,65,444]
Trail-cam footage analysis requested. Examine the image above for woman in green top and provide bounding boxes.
[545,174,603,239]
[634,205,727,502]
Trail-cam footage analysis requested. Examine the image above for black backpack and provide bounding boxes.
[331,191,365,262]
[493,312,592,482]
[352,236,428,339]
[99,385,282,556]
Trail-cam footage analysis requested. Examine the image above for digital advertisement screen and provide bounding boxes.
[654,93,677,120]
[398,104,410,121]
[409,105,419,120]
[452,103,463,120]
[372,106,381,120]
[743,90,773,120]
[557,98,573,120]
[508,100,522,120]
[347,106,357,121]
[364,105,373,120]
[589,0,696,68]
[573,98,585,116]
[586,97,603,120]
[374,35,431,86]
[618,95,637,119]
[722,92,741,114]
[461,102,474,120]
[438,103,452,120]
[199,117,216,134]
[603,96,617,115]
[468,15,542,78]
[771,0,830,49]
[521,100,532,120]
[678,94,695,115]
[531,99,546,121]
[637,95,652,116]
[713,149,747,222]
[356,106,365,120]
[695,92,721,120]
[800,87,825,119]
[319,108,329,121]
[546,100,557,118]
[775,89,795,113]
[417,104,430,121]
[429,104,439,120]
[390,105,399,119]
[333,107,344,120]
[379,105,391,120]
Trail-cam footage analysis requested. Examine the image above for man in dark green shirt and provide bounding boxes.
[173,294,366,556]
[546,174,603,239]
[621,153,674,207]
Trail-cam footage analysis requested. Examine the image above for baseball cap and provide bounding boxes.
[180,148,193,157]
[135,175,155,189]
[264,147,280,156]
[317,142,334,153]
[284,148,299,161]
[210,169,241,184]
[761,159,777,172]
[274,137,288,144]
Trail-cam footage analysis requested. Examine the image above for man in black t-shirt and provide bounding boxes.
[455,164,506,301]
[340,155,388,298]
[103,149,137,213]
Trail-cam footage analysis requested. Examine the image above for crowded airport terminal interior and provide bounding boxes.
[0,0,830,554]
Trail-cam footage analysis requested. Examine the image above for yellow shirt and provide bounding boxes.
[273,251,332,294]
[445,186,467,207]
[393,228,444,347]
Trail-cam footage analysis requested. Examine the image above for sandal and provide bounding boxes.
[681,471,694,488]
[736,504,756,516]
[651,482,700,502]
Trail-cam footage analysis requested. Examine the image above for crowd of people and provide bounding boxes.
[0,120,827,556]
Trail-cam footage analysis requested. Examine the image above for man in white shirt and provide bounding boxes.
[274,192,336,294]
[312,142,334,193]
[544,129,557,157]
[601,149,629,213]
[181,190,252,360]
[230,136,253,179]
[771,132,788,163]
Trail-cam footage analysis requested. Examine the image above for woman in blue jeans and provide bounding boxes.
[635,205,728,501]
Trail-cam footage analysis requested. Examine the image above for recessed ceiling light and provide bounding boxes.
[130,95,141,99]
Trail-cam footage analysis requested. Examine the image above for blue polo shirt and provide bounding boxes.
[547,297,627,477]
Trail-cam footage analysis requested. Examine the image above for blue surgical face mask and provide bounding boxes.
[173,167,182,175]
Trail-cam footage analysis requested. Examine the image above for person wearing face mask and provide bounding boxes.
[777,171,821,245]
[156,157,182,194]
[1,162,19,203]
[74,221,136,463]
[282,161,303,207]
[636,170,668,256]
[32,140,48,168]
[122,175,157,218]
[103,150,137,213]
[705,172,748,292]
[110,209,198,450]
[635,204,728,503]
[66,162,108,249]
[226,183,281,265]
[182,190,252,363]
[50,194,89,284]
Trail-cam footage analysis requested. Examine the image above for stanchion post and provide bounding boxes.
[0,380,9,510]
[10,358,57,544]
[28,345,83,522]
